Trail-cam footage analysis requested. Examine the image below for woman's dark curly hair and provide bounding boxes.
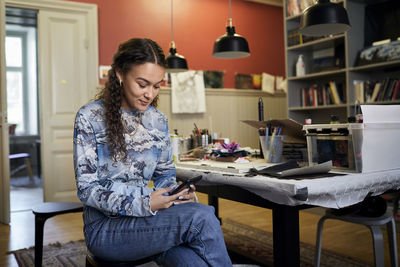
[96,38,166,162]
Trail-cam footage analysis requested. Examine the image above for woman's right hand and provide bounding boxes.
[149,187,190,212]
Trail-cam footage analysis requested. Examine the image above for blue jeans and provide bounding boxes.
[83,202,232,266]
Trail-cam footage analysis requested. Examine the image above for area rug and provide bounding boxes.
[222,219,372,267]
[8,219,372,267]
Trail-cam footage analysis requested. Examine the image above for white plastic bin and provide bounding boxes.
[353,122,400,173]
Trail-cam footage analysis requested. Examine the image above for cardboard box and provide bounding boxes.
[242,119,305,143]
[242,119,307,163]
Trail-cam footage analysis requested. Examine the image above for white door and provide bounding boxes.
[39,9,92,202]
[0,0,98,223]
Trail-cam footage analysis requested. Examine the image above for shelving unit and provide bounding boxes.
[284,0,400,124]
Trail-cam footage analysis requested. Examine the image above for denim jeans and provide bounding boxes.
[83,202,232,266]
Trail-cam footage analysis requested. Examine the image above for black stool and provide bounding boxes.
[32,202,84,267]
[86,250,157,267]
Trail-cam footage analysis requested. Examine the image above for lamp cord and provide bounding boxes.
[229,0,231,19]
[171,0,174,42]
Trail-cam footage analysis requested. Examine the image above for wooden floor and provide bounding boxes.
[1,192,399,266]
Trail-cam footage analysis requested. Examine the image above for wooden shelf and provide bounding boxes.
[287,69,346,81]
[349,100,400,105]
[285,13,301,21]
[289,104,347,111]
[160,87,286,97]
[349,60,400,72]
[287,34,345,52]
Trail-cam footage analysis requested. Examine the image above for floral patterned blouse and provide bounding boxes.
[73,100,177,217]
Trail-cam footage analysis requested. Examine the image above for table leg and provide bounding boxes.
[35,215,47,267]
[208,195,220,221]
[272,205,300,267]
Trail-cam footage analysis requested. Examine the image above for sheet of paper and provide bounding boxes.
[361,105,400,123]
[262,72,275,94]
[171,70,206,114]
[275,76,287,93]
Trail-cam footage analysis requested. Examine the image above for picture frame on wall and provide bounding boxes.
[203,70,224,88]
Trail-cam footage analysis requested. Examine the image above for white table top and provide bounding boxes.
[176,160,400,208]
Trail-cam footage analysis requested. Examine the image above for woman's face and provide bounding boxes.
[118,62,165,111]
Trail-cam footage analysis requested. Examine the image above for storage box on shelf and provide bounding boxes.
[284,0,400,125]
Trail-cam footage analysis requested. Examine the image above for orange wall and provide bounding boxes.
[67,0,284,88]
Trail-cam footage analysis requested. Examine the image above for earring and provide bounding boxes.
[119,80,122,87]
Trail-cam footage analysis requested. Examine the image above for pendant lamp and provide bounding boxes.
[212,0,250,59]
[166,0,188,72]
[300,0,350,37]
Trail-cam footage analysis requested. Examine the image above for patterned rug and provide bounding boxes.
[8,219,371,267]
[222,219,372,267]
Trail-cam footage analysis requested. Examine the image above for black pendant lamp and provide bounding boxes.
[300,0,350,37]
[212,0,250,59]
[166,0,188,72]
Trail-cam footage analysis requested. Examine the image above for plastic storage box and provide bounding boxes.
[303,123,400,173]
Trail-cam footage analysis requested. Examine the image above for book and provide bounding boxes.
[337,83,346,103]
[392,80,400,100]
[300,88,304,106]
[317,86,324,106]
[307,87,313,106]
[322,85,328,105]
[287,29,303,47]
[287,0,301,16]
[383,78,397,101]
[325,83,334,105]
[364,80,375,103]
[311,84,317,106]
[377,77,390,101]
[353,80,364,103]
[329,81,342,104]
[370,82,382,102]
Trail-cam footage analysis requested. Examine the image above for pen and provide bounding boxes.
[267,121,272,135]
[269,127,277,161]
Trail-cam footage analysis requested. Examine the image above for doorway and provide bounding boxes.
[0,0,98,224]
[5,7,42,212]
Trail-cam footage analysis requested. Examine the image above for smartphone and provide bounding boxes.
[168,175,202,195]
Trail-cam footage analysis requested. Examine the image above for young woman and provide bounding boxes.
[73,38,232,266]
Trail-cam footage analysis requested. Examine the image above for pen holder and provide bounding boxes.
[259,135,285,163]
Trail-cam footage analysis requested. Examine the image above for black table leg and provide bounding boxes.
[272,205,300,267]
[34,215,47,267]
[208,195,220,221]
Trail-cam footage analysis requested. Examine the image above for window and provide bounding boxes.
[6,24,38,135]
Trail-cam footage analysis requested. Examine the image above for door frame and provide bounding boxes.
[0,0,98,224]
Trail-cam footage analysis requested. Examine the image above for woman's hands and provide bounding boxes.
[149,185,196,212]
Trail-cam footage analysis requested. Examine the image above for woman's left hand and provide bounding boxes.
[171,185,196,204]
[149,185,196,212]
